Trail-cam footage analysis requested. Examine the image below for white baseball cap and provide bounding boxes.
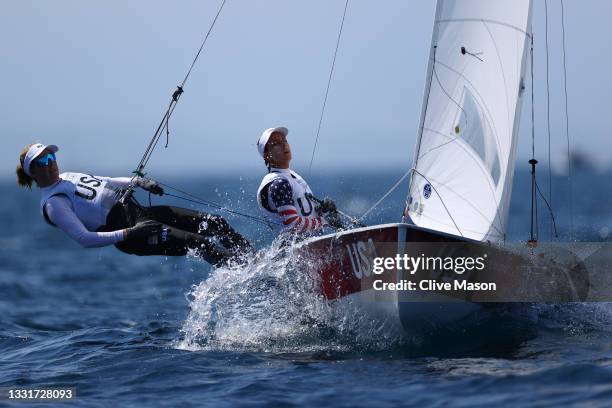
[256,126,288,158]
[23,143,59,177]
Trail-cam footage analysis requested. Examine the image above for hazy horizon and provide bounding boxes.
[3,0,611,181]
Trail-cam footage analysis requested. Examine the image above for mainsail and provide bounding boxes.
[405,0,532,242]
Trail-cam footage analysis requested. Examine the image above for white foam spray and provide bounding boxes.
[175,238,402,353]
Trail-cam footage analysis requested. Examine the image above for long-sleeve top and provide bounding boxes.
[43,176,131,248]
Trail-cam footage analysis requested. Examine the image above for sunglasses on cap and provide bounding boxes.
[34,152,57,167]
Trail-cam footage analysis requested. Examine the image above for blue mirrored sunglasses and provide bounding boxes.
[34,152,56,167]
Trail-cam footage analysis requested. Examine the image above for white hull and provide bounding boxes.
[296,223,588,336]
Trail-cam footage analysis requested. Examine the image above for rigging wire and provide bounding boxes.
[308,0,350,177]
[305,193,364,227]
[535,178,559,237]
[359,168,412,222]
[121,0,228,201]
[560,0,574,241]
[405,44,438,220]
[155,180,276,229]
[179,1,228,90]
[544,0,554,241]
[411,46,437,172]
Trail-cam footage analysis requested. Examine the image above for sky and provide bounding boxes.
[2,0,611,180]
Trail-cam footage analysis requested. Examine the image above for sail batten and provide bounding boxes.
[406,0,532,242]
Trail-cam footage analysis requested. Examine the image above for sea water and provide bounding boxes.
[1,169,612,407]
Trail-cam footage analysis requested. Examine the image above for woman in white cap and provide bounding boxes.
[256,127,342,234]
[16,142,251,266]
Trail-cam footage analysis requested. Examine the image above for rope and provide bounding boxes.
[155,181,276,229]
[560,0,574,240]
[308,0,350,177]
[535,177,559,237]
[358,168,412,221]
[121,0,228,201]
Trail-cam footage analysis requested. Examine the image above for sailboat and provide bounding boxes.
[295,0,588,334]
[121,0,587,334]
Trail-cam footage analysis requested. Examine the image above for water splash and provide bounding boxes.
[175,239,401,353]
[175,238,612,356]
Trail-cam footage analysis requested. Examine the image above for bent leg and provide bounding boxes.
[197,214,252,253]
[146,206,251,253]
[144,206,202,232]
[115,225,231,266]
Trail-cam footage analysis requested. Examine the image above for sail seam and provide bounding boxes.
[415,65,507,237]
[417,127,458,157]
[432,63,469,132]
[420,126,501,213]
[410,169,464,237]
[416,171,505,239]
[434,61,503,156]
[436,18,531,38]
[431,61,506,228]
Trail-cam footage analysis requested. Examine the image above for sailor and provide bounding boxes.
[16,142,251,266]
[256,127,343,234]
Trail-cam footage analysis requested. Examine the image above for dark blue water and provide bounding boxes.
[1,169,612,407]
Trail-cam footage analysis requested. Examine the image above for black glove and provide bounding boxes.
[126,220,163,240]
[315,197,337,215]
[324,211,344,230]
[136,177,164,196]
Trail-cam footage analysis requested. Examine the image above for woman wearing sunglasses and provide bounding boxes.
[16,142,251,266]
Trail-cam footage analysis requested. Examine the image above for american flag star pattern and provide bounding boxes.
[268,178,323,233]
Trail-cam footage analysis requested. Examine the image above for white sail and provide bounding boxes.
[405,0,532,242]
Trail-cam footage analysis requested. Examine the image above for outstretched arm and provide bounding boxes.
[267,178,324,232]
[97,176,163,195]
[45,196,125,248]
[97,176,133,188]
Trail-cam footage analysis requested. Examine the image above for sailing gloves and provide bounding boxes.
[316,197,337,214]
[316,197,344,230]
[125,220,163,240]
[136,177,164,196]
[324,212,344,230]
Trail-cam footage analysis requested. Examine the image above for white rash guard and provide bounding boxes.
[40,173,133,248]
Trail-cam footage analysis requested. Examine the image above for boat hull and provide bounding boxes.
[296,223,589,335]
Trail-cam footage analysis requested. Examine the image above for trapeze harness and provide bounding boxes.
[40,172,250,265]
[257,168,325,234]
